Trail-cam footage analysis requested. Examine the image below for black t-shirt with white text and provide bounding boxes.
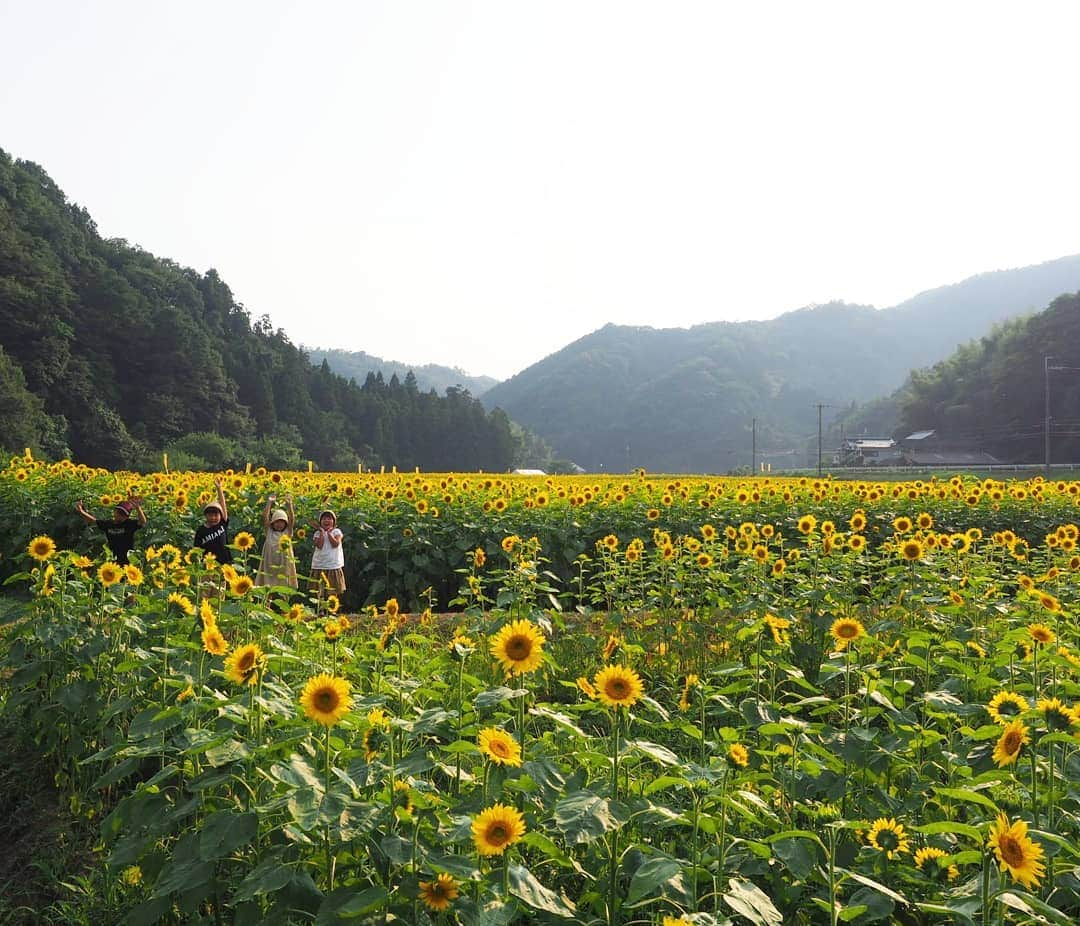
[94,518,141,565]
[194,518,233,564]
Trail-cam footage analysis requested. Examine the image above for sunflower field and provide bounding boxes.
[1,453,1079,924]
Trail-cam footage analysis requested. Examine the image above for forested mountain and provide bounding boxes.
[306,347,496,398]
[0,149,516,471]
[482,257,1080,472]
[892,293,1080,463]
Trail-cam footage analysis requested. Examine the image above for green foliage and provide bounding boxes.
[308,347,498,398]
[895,293,1080,463]
[0,149,515,472]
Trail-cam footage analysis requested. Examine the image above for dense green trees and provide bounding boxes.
[0,150,516,471]
[894,293,1080,463]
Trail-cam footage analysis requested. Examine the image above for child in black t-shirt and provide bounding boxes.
[193,477,232,565]
[75,494,147,565]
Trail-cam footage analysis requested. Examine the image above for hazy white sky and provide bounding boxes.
[4,1,1080,380]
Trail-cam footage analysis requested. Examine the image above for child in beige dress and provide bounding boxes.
[255,495,298,589]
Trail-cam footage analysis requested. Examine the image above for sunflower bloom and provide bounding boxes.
[472,803,526,856]
[124,565,144,586]
[98,562,123,587]
[1028,623,1056,645]
[230,575,254,596]
[576,676,597,699]
[729,743,749,768]
[300,674,352,726]
[988,814,1045,889]
[224,642,265,686]
[900,539,924,561]
[202,626,228,656]
[233,531,256,552]
[914,846,948,870]
[987,690,1029,725]
[867,818,910,859]
[992,720,1029,767]
[490,619,545,676]
[478,727,523,767]
[28,535,57,562]
[168,592,196,616]
[829,617,865,649]
[594,665,645,708]
[419,873,459,912]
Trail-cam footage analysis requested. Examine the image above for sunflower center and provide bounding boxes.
[491,741,510,757]
[998,835,1024,867]
[239,652,254,671]
[876,829,900,851]
[1002,730,1022,754]
[607,680,629,698]
[837,624,857,639]
[315,691,336,711]
[488,824,508,845]
[506,637,531,660]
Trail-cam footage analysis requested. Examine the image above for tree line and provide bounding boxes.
[0,149,521,472]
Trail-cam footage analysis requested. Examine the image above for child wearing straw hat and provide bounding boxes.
[256,494,297,589]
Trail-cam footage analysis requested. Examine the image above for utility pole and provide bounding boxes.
[751,418,757,475]
[816,404,834,477]
[1044,357,1080,477]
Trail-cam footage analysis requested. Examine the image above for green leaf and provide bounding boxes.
[507,864,576,918]
[722,878,783,926]
[553,790,628,844]
[996,891,1074,926]
[625,855,683,905]
[474,686,530,708]
[315,885,390,923]
[199,811,258,860]
[204,738,250,767]
[627,740,680,766]
[913,820,982,842]
[934,787,999,813]
[233,857,294,902]
[772,836,820,881]
[835,869,908,906]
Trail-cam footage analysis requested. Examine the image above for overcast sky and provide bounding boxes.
[4,1,1080,380]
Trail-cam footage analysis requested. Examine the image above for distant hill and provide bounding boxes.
[482,257,1080,472]
[0,149,516,471]
[305,348,497,398]
[891,292,1080,464]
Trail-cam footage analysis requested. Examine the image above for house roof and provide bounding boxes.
[846,439,895,449]
[904,430,937,441]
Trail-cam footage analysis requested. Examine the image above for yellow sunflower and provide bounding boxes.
[230,576,254,596]
[98,562,123,587]
[987,690,1029,725]
[914,846,948,870]
[992,720,1029,767]
[594,665,645,708]
[987,814,1045,890]
[900,539,924,561]
[1036,697,1077,732]
[471,803,526,856]
[300,674,352,726]
[663,918,692,926]
[224,642,265,687]
[232,531,256,552]
[201,626,228,656]
[27,535,57,562]
[576,676,597,699]
[1028,623,1056,645]
[490,619,545,676]
[419,873,459,912]
[124,565,144,586]
[168,592,196,616]
[729,743,749,768]
[478,727,523,767]
[867,818,910,859]
[829,617,865,649]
